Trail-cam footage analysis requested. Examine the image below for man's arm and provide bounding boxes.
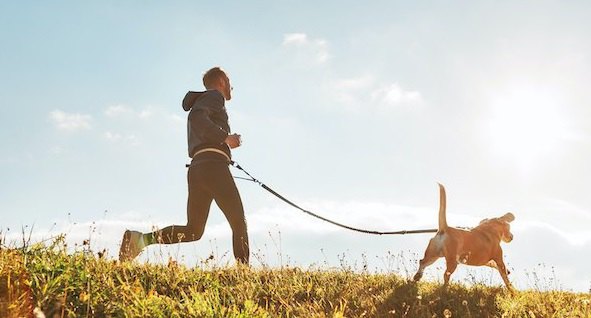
[190,91,229,144]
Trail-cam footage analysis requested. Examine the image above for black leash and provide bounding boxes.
[231,161,438,235]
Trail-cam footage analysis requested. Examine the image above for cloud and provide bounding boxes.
[282,33,308,46]
[332,76,374,104]
[509,224,591,292]
[100,104,184,146]
[103,131,140,145]
[370,83,422,105]
[49,110,92,131]
[282,33,330,64]
[515,221,591,246]
[280,34,422,113]
[105,104,152,119]
[331,76,423,112]
[105,105,134,117]
[138,110,153,119]
[103,131,122,142]
[545,198,591,221]
[104,104,182,124]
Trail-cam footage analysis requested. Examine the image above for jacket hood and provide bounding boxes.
[182,91,206,111]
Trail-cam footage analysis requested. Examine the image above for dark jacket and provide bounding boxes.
[182,90,231,159]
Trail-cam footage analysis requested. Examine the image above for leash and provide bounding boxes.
[230,161,438,235]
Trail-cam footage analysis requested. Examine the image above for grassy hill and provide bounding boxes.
[1,237,590,317]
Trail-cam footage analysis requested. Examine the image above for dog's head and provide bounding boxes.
[478,212,515,243]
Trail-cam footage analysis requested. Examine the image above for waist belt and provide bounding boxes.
[192,148,231,163]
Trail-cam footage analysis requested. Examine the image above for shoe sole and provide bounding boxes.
[119,230,133,262]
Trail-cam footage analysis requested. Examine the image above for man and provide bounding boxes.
[118,67,249,264]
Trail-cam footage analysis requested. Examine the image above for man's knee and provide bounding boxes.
[186,223,206,241]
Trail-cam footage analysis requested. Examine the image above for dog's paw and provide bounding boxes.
[413,273,423,282]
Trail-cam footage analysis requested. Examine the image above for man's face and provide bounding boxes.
[220,74,232,101]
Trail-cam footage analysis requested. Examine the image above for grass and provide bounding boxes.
[1,235,590,317]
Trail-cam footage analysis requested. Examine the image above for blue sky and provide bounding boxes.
[2,1,591,292]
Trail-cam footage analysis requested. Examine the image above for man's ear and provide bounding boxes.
[218,76,227,88]
[500,212,515,223]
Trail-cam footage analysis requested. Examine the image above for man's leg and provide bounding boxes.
[145,166,214,244]
[209,164,249,264]
[119,166,213,261]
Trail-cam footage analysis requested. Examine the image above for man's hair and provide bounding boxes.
[202,67,226,89]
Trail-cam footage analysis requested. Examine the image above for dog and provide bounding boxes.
[413,183,515,290]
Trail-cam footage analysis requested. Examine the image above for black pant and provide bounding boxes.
[154,160,249,264]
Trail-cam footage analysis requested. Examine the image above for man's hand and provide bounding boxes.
[225,133,242,149]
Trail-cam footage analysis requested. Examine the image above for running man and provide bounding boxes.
[118,67,249,264]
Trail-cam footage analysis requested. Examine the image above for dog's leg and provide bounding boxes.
[414,239,441,281]
[413,255,439,282]
[443,256,458,286]
[493,256,514,291]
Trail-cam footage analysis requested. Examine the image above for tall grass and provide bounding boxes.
[1,235,590,317]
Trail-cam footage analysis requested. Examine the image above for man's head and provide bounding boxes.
[203,67,232,100]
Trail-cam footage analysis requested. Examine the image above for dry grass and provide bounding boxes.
[1,235,590,317]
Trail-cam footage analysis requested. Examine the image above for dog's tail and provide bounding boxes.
[437,183,447,232]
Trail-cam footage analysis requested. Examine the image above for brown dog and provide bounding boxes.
[413,184,515,290]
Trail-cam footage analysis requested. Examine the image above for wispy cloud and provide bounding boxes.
[101,104,184,146]
[105,104,134,117]
[282,33,330,64]
[280,34,422,113]
[332,76,374,104]
[331,76,423,112]
[282,33,308,46]
[104,104,182,124]
[516,221,591,246]
[49,110,92,131]
[103,131,140,146]
[370,83,422,105]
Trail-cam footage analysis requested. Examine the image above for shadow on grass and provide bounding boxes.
[377,280,501,317]
[375,280,420,317]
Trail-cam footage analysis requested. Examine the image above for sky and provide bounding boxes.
[1,1,591,292]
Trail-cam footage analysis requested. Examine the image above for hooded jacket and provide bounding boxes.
[182,90,231,160]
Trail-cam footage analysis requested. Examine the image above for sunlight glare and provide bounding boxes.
[484,86,571,171]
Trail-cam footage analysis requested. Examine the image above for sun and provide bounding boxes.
[483,85,571,171]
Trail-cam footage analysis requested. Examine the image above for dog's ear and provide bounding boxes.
[500,213,515,223]
[479,218,490,225]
